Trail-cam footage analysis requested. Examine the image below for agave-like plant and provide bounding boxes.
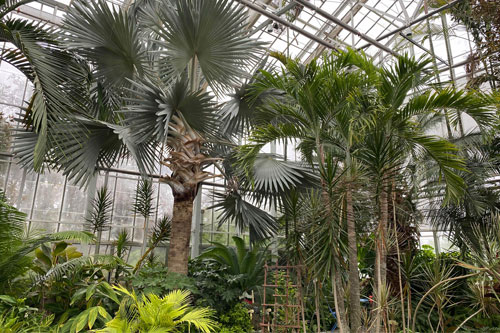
[100,286,216,333]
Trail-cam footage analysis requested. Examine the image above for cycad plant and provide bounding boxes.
[100,286,216,333]
[199,236,268,292]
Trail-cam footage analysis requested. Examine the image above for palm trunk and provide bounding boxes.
[167,193,195,274]
[392,183,406,333]
[374,177,388,333]
[94,229,102,255]
[334,267,347,332]
[314,280,321,333]
[332,271,345,333]
[317,142,349,332]
[346,184,362,332]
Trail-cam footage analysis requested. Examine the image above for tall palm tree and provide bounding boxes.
[240,50,379,332]
[241,50,495,331]
[351,54,495,331]
[13,0,313,275]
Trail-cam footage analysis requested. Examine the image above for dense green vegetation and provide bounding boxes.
[1,0,500,332]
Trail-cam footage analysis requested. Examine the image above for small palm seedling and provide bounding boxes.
[113,229,131,282]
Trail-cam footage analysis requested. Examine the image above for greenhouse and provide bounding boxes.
[0,0,499,331]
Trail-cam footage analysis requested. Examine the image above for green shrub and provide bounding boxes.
[130,264,198,296]
[188,259,242,312]
[218,303,252,333]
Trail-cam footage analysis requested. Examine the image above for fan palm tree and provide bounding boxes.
[13,0,315,275]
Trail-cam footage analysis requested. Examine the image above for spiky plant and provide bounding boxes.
[113,229,131,282]
[133,178,154,220]
[134,216,171,273]
[199,236,269,292]
[114,229,130,261]
[133,178,154,256]
[86,186,113,255]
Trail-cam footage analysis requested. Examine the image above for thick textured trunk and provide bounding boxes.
[346,185,362,332]
[374,178,388,333]
[167,195,195,274]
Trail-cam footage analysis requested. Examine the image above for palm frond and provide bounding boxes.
[140,0,264,93]
[178,306,217,333]
[63,0,149,87]
[0,0,34,19]
[32,254,125,285]
[122,77,219,141]
[211,191,278,241]
[150,216,171,245]
[3,18,89,171]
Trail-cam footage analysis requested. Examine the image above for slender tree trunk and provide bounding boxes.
[346,184,362,332]
[314,280,321,333]
[332,270,345,333]
[167,194,195,274]
[94,229,102,255]
[374,177,388,333]
[334,268,347,332]
[140,216,150,256]
[392,183,406,333]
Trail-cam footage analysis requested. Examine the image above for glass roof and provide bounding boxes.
[12,0,475,87]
